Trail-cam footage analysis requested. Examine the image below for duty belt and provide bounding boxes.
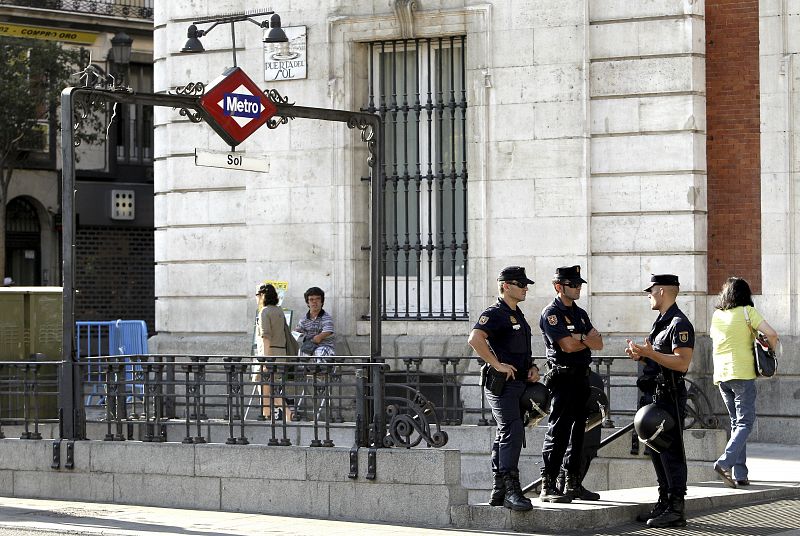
[547,363,590,376]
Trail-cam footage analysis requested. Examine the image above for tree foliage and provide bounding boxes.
[0,36,85,280]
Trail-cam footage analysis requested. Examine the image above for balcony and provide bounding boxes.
[0,0,153,20]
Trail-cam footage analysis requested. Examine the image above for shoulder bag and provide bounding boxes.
[743,306,777,378]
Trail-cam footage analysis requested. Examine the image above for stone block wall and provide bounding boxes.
[0,439,466,526]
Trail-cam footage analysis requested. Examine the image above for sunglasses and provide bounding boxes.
[562,281,583,289]
[506,280,529,289]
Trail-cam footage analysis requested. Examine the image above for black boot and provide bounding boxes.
[489,472,506,506]
[647,494,686,528]
[636,491,669,522]
[539,473,572,503]
[555,469,566,494]
[564,473,600,501]
[502,472,533,511]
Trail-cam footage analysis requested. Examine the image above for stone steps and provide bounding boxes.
[442,423,726,504]
[451,480,800,532]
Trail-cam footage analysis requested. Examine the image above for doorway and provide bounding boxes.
[5,197,41,286]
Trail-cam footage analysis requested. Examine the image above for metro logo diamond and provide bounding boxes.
[199,67,277,146]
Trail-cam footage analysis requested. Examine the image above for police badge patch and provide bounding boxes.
[510,316,518,324]
[679,331,689,343]
[479,315,489,325]
[547,315,558,326]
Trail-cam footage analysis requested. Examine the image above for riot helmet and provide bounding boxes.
[585,386,609,432]
[520,382,551,427]
[633,403,675,453]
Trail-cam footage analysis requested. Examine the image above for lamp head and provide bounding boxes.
[110,31,133,65]
[181,24,206,53]
[263,14,288,43]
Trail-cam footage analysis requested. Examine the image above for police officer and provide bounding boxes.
[626,274,694,528]
[539,265,603,503]
[468,266,539,511]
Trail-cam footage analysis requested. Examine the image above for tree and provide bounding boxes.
[0,36,85,281]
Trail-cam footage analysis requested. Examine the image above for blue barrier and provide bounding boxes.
[76,320,148,405]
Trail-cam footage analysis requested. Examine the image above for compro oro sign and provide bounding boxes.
[199,67,278,146]
[0,22,97,45]
[264,26,307,81]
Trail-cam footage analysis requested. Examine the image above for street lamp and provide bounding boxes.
[180,9,288,67]
[109,31,133,85]
[110,31,133,65]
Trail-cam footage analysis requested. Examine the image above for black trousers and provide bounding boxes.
[485,379,526,475]
[562,370,604,479]
[541,369,590,478]
[648,382,688,497]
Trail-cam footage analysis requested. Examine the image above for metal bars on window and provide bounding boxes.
[364,36,468,320]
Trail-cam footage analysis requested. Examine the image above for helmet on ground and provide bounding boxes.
[520,382,551,427]
[585,386,609,432]
[633,403,675,453]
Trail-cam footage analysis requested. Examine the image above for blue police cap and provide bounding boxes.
[497,266,534,285]
[553,265,587,284]
[643,274,680,292]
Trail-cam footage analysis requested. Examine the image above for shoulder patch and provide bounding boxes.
[479,315,489,325]
[547,315,558,326]
[679,331,689,343]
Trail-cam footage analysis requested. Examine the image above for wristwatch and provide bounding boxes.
[580,333,586,342]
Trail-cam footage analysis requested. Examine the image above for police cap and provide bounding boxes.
[643,274,680,293]
[553,265,587,284]
[497,266,534,285]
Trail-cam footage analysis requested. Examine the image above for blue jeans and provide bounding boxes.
[717,379,757,481]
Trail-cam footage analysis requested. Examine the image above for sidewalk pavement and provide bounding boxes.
[0,442,796,536]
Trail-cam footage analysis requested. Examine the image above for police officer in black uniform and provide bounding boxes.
[626,274,694,528]
[539,265,603,502]
[469,266,539,511]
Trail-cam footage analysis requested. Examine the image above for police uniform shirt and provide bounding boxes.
[642,302,695,380]
[540,296,594,367]
[474,298,532,379]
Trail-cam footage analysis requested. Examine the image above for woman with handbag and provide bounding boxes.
[255,283,293,420]
[709,277,779,487]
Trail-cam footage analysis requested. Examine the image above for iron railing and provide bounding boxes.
[0,355,718,448]
[0,0,154,19]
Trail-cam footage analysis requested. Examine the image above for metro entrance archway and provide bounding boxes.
[59,68,384,439]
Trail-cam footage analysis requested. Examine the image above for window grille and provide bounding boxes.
[364,36,468,320]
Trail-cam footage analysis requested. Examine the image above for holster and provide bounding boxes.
[481,364,506,396]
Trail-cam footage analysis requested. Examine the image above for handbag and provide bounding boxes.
[743,306,777,378]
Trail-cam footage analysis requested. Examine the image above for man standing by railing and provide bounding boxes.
[469,266,540,512]
[538,265,603,503]
[626,274,694,528]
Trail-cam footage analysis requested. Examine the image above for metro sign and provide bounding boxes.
[199,67,277,147]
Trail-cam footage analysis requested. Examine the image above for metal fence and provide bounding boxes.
[0,355,718,447]
[0,0,154,19]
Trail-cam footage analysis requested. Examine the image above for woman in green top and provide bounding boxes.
[709,277,778,487]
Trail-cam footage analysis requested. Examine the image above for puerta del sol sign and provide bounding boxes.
[264,26,307,81]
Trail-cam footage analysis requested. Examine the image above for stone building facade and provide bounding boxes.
[151,1,800,442]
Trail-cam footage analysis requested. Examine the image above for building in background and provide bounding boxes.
[152,1,797,442]
[0,0,155,331]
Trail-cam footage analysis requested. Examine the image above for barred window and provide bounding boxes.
[365,36,468,320]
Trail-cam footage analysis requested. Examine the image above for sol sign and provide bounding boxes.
[199,67,278,146]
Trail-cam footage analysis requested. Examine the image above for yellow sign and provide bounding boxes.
[0,22,97,45]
